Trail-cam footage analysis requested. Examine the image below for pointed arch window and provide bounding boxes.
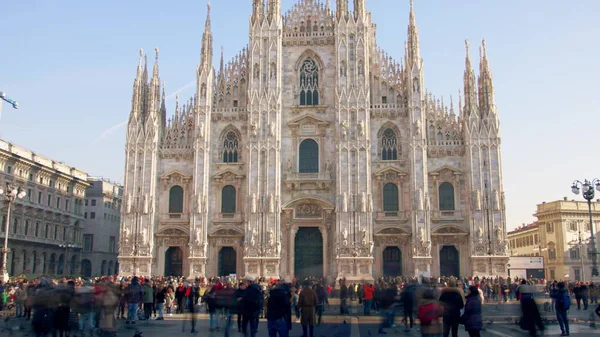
[299,58,319,106]
[222,131,239,163]
[169,185,184,213]
[438,182,455,211]
[383,183,399,213]
[299,139,319,173]
[381,128,399,160]
[221,185,236,214]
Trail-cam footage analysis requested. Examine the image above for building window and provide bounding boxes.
[222,131,239,163]
[47,194,52,206]
[546,222,554,233]
[168,185,184,213]
[56,197,60,208]
[63,227,67,241]
[35,222,40,237]
[83,235,93,252]
[299,58,319,106]
[570,248,580,260]
[109,236,116,253]
[84,212,87,219]
[38,192,42,204]
[27,189,32,201]
[569,221,578,231]
[438,182,455,210]
[45,224,49,238]
[6,166,11,174]
[90,212,96,219]
[54,226,58,239]
[383,183,399,213]
[550,269,555,280]
[380,128,399,160]
[382,96,387,104]
[298,139,319,173]
[574,268,581,281]
[91,199,96,206]
[85,199,88,206]
[221,185,236,214]
[24,220,29,236]
[548,248,556,260]
[65,199,69,211]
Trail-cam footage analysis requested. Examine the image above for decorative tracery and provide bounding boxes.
[299,58,319,106]
[222,131,239,163]
[380,128,399,160]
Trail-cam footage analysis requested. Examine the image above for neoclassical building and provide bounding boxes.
[0,139,88,277]
[118,0,509,280]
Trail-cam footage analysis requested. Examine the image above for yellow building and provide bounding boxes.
[534,198,600,282]
[508,222,541,257]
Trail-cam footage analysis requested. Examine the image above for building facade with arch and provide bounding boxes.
[118,0,509,280]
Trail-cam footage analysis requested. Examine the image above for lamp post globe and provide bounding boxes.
[571,178,600,278]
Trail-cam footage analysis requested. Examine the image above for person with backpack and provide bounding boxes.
[417,288,443,337]
[439,279,464,337]
[551,282,570,336]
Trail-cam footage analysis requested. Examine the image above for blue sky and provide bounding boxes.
[1,0,599,230]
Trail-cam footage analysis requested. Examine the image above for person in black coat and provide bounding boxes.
[462,286,483,337]
[439,280,465,337]
[266,283,292,337]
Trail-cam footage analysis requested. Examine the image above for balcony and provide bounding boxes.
[285,172,332,191]
[0,232,83,247]
[160,213,189,224]
[375,211,409,223]
[213,212,243,224]
[431,210,464,221]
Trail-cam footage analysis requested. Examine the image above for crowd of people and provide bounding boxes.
[0,274,598,337]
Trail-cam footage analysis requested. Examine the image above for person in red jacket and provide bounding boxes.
[363,283,375,315]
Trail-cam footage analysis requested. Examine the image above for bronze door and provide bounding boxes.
[383,246,403,276]
[218,247,237,276]
[439,246,460,277]
[165,247,183,276]
[294,227,323,279]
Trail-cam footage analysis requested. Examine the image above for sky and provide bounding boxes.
[1,0,599,230]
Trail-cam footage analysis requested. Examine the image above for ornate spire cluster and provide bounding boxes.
[375,48,404,86]
[461,39,498,133]
[129,48,164,134]
[213,47,249,110]
[425,93,464,157]
[405,0,420,67]
[161,95,196,152]
[283,0,334,36]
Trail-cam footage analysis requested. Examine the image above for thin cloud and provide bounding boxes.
[93,120,127,144]
[166,81,195,100]
[93,81,196,143]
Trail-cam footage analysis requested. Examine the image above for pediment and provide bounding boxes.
[161,170,192,183]
[374,166,409,178]
[209,228,245,237]
[287,114,330,128]
[375,227,410,235]
[212,168,245,181]
[433,226,468,234]
[281,195,335,211]
[429,165,462,175]
[156,228,188,236]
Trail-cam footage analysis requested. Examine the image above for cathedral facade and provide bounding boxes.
[118,0,509,280]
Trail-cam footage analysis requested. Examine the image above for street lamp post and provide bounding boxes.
[58,242,76,276]
[571,179,600,278]
[0,183,26,282]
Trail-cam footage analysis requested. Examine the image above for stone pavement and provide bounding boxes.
[115,310,600,337]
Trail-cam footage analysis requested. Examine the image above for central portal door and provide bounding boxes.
[165,247,184,276]
[294,227,323,279]
[439,246,460,277]
[382,247,403,276]
[218,247,237,276]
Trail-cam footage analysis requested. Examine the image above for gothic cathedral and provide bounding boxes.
[118,0,509,280]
